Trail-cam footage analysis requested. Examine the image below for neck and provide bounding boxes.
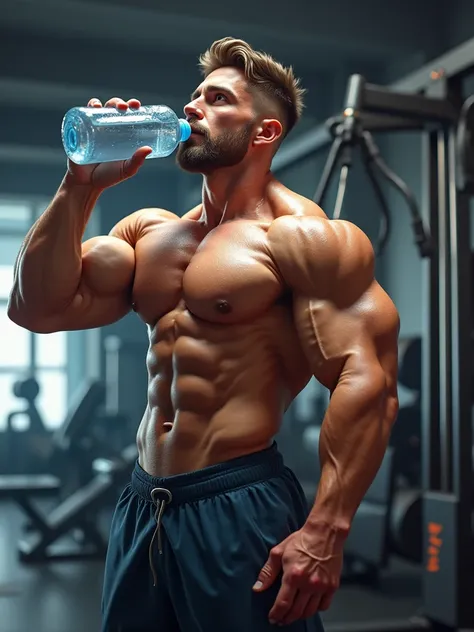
[200,162,274,228]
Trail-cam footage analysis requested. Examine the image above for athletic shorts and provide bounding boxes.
[101,441,325,632]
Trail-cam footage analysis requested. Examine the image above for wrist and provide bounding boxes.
[60,173,102,210]
[62,171,102,195]
[303,515,351,545]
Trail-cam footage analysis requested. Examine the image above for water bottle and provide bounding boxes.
[61,105,191,165]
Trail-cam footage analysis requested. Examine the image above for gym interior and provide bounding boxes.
[1,1,474,631]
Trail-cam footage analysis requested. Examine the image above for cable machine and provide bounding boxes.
[275,38,474,632]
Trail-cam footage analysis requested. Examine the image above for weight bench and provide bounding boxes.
[0,474,61,531]
[0,445,137,563]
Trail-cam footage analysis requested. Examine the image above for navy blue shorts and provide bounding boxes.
[101,442,325,631]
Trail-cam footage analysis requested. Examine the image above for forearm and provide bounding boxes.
[9,176,101,325]
[306,369,397,538]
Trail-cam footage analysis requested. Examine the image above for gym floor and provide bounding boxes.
[0,501,422,632]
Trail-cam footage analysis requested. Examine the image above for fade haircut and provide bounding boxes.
[198,37,305,138]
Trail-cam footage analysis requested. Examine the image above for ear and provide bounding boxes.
[253,119,283,147]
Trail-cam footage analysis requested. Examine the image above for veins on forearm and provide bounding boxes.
[307,374,390,529]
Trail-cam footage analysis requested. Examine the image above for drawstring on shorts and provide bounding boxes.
[148,487,172,586]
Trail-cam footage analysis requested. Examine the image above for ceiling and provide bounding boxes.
[0,0,447,168]
[2,0,441,63]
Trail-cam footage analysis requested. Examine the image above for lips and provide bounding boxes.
[189,124,205,136]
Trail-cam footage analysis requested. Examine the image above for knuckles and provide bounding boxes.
[286,567,306,585]
[88,97,140,109]
[269,547,282,560]
[285,565,338,592]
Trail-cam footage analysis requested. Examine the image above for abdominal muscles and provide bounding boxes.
[138,302,310,475]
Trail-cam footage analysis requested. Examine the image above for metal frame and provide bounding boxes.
[273,35,474,172]
[272,37,474,632]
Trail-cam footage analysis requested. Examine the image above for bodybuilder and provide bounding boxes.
[9,38,399,631]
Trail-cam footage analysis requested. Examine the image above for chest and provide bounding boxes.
[132,220,283,324]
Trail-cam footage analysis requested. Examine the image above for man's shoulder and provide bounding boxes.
[109,207,181,244]
[268,184,371,252]
[269,207,370,256]
[181,204,203,221]
[267,190,375,300]
[132,207,181,224]
[270,182,328,222]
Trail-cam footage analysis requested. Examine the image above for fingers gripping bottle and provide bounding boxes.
[61,105,192,165]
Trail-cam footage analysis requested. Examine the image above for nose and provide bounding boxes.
[183,100,203,121]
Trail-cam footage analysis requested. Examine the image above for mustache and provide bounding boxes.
[188,121,207,137]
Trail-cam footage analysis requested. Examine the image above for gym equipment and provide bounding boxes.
[53,379,106,453]
[4,375,51,474]
[389,488,422,563]
[50,379,107,493]
[15,444,137,562]
[344,447,395,582]
[302,423,425,577]
[13,376,40,402]
[49,378,124,496]
[0,379,112,561]
[312,76,432,259]
[3,374,107,486]
[0,334,136,562]
[391,336,422,488]
[4,336,132,489]
[398,337,422,394]
[456,94,474,194]
[301,333,425,579]
[0,445,137,562]
[275,37,474,632]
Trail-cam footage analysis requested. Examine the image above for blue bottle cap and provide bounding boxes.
[179,119,191,142]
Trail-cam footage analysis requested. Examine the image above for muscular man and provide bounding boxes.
[9,37,399,631]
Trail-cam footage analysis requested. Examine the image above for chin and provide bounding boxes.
[176,140,249,174]
[175,151,215,175]
[176,158,209,175]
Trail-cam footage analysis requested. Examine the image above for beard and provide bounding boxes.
[176,122,254,173]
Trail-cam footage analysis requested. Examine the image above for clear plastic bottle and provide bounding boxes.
[61,104,191,165]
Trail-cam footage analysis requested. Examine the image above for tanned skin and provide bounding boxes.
[8,66,399,626]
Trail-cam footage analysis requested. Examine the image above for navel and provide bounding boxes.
[215,299,232,314]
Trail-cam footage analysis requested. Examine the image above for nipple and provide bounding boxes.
[215,299,232,314]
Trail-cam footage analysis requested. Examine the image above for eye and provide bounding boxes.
[214,93,228,103]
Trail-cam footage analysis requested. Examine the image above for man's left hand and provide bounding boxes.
[253,527,344,626]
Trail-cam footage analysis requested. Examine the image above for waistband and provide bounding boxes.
[131,441,284,505]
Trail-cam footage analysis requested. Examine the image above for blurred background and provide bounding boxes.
[0,0,474,631]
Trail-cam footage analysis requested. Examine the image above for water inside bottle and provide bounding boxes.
[62,106,181,164]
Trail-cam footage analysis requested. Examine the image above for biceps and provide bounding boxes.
[39,236,135,332]
[81,236,135,295]
[46,288,132,331]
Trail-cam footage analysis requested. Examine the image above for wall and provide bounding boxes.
[445,0,474,51]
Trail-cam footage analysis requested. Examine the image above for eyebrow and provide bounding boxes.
[190,85,237,101]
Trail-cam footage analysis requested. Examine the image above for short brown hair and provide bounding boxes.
[199,37,305,137]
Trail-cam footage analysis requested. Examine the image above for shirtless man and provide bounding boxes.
[8,37,399,631]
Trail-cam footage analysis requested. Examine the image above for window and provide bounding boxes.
[0,197,69,431]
